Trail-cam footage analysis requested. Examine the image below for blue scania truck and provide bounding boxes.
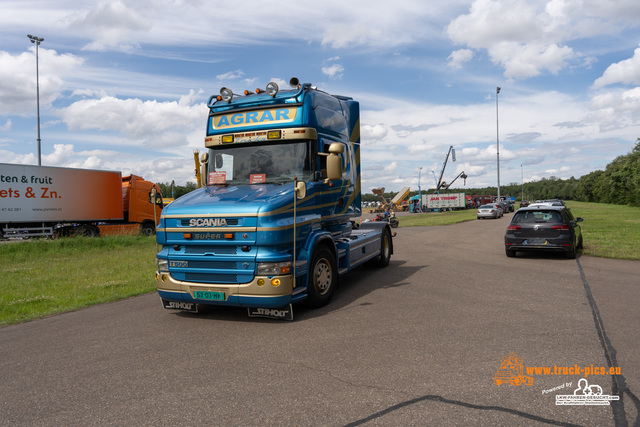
[155,78,393,319]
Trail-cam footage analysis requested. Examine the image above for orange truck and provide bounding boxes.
[0,163,163,238]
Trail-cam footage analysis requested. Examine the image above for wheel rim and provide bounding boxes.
[313,259,332,295]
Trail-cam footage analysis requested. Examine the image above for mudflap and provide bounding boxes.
[162,299,198,313]
[247,304,294,321]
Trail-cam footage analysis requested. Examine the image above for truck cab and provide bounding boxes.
[155,79,392,317]
[122,175,163,236]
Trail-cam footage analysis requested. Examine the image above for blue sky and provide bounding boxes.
[2,0,640,195]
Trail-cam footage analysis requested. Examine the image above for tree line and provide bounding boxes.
[158,139,640,207]
[157,180,197,200]
[364,139,640,207]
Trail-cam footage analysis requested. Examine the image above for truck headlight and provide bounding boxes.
[257,261,291,275]
[156,258,169,272]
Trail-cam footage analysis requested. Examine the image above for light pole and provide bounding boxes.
[417,167,423,212]
[28,34,44,166]
[496,86,501,201]
[521,164,524,203]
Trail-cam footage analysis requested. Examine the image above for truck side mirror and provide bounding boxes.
[324,143,344,182]
[200,152,209,187]
[295,180,306,199]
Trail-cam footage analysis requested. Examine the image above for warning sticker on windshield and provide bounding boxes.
[209,172,226,185]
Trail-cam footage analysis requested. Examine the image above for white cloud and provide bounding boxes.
[384,162,397,172]
[0,0,453,55]
[322,64,344,79]
[493,41,573,78]
[0,150,36,165]
[54,94,207,147]
[545,165,572,174]
[319,2,447,49]
[42,144,76,165]
[361,124,388,142]
[66,1,151,51]
[1,0,639,193]
[448,49,474,69]
[586,87,640,131]
[593,46,640,88]
[408,141,435,153]
[216,70,246,80]
[444,0,635,78]
[0,49,84,115]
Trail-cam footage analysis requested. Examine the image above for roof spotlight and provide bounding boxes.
[266,82,279,97]
[220,87,233,102]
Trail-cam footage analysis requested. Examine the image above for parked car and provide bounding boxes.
[504,201,515,212]
[531,199,565,207]
[497,201,511,214]
[527,202,564,208]
[477,203,503,219]
[519,200,530,208]
[504,206,583,259]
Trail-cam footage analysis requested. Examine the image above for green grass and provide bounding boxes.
[398,209,478,226]
[0,235,158,327]
[1,201,637,327]
[398,201,639,261]
[564,201,640,261]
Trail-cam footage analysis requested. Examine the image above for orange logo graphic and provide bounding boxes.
[494,352,534,386]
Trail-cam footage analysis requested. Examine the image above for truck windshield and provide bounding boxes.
[206,141,315,185]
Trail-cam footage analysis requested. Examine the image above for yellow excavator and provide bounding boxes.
[371,187,411,213]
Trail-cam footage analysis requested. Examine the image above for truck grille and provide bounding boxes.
[184,273,240,283]
[185,245,238,255]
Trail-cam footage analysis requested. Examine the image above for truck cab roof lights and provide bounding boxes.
[266,82,279,97]
[289,77,300,88]
[243,90,255,96]
[220,87,233,103]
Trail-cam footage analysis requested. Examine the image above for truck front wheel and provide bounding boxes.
[141,222,156,236]
[377,228,391,267]
[306,246,337,308]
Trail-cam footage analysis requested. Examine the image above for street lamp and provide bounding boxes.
[521,164,524,203]
[496,86,501,201]
[27,34,44,166]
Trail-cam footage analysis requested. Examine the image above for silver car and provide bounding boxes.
[477,203,503,219]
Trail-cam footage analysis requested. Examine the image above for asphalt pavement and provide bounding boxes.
[1,212,638,426]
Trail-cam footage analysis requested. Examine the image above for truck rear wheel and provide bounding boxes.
[76,225,99,237]
[306,246,337,308]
